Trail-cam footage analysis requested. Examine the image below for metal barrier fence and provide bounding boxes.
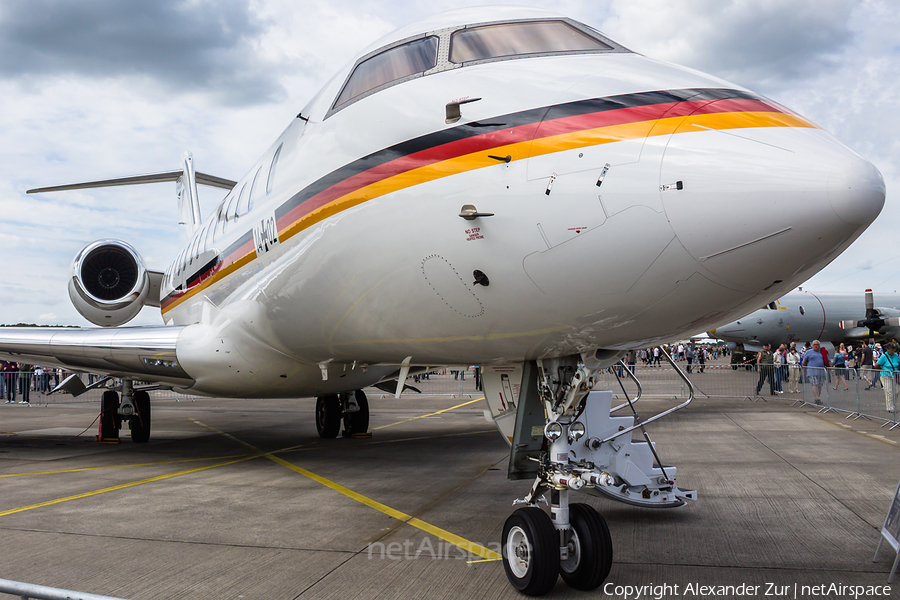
[0,372,194,405]
[0,577,127,600]
[364,367,482,398]
[594,363,900,429]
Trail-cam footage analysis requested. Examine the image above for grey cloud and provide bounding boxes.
[695,2,856,90]
[604,0,860,95]
[685,1,858,93]
[0,0,283,105]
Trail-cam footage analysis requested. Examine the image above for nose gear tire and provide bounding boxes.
[501,507,559,596]
[559,503,613,590]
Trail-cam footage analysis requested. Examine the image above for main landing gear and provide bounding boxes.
[97,379,152,443]
[315,389,368,438]
[499,353,696,595]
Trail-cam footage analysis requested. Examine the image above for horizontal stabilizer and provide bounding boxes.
[27,171,236,194]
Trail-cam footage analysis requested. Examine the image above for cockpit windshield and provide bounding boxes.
[328,18,626,118]
[334,36,439,108]
[450,20,611,63]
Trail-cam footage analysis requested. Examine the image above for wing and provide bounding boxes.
[0,326,193,387]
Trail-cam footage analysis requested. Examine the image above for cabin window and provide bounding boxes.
[206,217,217,246]
[226,189,241,222]
[236,182,251,216]
[334,36,438,108]
[218,201,227,222]
[450,20,610,63]
[247,167,263,212]
[266,144,283,195]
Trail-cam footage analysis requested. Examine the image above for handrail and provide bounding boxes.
[598,346,694,444]
[0,578,127,600]
[611,360,642,413]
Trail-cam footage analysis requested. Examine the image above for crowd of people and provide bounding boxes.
[634,343,725,373]
[624,339,897,415]
[1,361,67,404]
[751,340,898,412]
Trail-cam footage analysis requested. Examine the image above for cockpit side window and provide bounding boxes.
[333,36,438,110]
[450,20,610,63]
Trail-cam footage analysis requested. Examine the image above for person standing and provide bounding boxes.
[756,343,777,395]
[685,344,693,373]
[773,344,785,393]
[861,343,876,389]
[786,344,802,393]
[18,362,32,404]
[802,340,830,405]
[2,361,17,403]
[698,346,706,373]
[876,342,899,414]
[832,343,850,391]
[625,349,637,374]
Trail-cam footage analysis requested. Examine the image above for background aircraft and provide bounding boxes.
[0,6,887,596]
[710,288,900,350]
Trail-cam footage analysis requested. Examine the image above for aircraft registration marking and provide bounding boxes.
[252,212,280,257]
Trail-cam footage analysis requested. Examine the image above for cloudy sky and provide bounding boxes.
[1,0,897,326]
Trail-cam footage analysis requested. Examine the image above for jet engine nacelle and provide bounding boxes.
[68,240,150,327]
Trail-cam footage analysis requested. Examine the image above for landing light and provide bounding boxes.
[544,421,563,442]
[569,421,585,441]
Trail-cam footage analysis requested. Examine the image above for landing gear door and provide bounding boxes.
[482,364,524,445]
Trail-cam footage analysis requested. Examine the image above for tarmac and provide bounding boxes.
[1,386,899,600]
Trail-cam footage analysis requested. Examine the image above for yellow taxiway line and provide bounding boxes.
[371,397,485,431]
[0,454,259,518]
[191,418,502,561]
[0,454,250,478]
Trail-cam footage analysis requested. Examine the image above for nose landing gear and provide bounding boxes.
[498,353,696,595]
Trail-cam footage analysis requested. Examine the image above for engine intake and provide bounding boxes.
[69,240,149,327]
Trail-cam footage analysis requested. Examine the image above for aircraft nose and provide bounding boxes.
[827,154,885,226]
[660,124,884,293]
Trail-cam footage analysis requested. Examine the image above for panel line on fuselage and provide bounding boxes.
[161,88,815,316]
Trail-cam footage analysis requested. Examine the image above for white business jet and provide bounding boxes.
[2,6,886,595]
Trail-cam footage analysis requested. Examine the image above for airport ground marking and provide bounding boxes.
[190,418,502,561]
[0,454,262,518]
[277,429,496,456]
[0,454,251,479]
[372,397,485,431]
